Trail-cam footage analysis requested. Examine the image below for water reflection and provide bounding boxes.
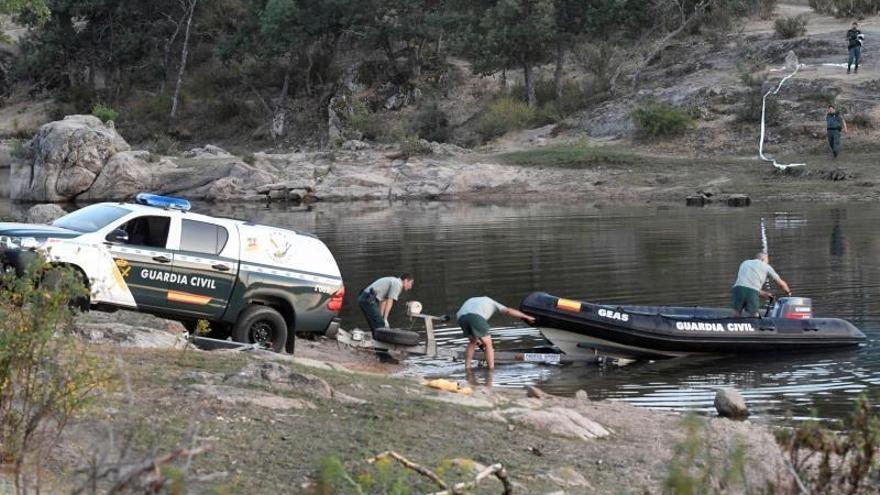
[2,193,880,424]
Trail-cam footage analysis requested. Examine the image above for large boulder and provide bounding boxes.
[11,115,130,202]
[79,150,153,201]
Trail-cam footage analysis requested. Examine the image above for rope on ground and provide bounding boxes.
[759,60,806,170]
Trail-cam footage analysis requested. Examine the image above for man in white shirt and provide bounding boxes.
[358,273,415,330]
[456,296,535,369]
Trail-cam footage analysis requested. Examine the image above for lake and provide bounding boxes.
[2,182,878,425]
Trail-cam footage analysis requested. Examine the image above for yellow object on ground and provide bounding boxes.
[426,378,473,395]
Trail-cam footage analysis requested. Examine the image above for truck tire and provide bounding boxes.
[373,327,420,347]
[232,305,288,352]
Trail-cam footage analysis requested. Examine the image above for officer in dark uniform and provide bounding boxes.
[826,105,847,159]
[847,22,864,74]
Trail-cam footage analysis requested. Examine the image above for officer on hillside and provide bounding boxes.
[826,105,847,159]
[358,273,415,330]
[847,21,864,74]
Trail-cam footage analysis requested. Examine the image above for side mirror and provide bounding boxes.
[106,229,129,244]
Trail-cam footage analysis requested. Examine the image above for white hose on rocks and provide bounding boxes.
[759,57,805,170]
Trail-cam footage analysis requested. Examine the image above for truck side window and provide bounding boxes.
[180,220,229,255]
[119,216,170,248]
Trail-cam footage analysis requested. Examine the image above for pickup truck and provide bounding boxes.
[0,194,345,353]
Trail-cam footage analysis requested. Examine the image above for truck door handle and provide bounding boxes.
[153,256,171,263]
[212,264,231,272]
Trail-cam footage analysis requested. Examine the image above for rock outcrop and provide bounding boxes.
[715,388,750,419]
[11,115,131,202]
[25,203,67,224]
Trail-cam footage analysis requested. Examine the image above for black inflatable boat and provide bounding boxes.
[521,292,866,360]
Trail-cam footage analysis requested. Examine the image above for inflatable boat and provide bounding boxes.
[520,292,866,360]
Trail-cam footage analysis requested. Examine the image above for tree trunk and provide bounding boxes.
[159,10,184,95]
[170,0,197,121]
[523,63,536,108]
[554,39,565,101]
[271,61,292,140]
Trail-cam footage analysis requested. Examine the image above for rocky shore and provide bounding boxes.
[50,310,788,494]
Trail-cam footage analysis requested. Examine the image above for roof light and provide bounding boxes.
[135,193,191,211]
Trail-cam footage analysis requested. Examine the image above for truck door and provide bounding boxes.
[106,215,173,310]
[167,219,237,319]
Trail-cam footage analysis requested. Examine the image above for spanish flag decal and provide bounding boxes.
[167,290,212,306]
[556,298,582,312]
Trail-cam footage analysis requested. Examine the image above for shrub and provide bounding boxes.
[664,416,749,494]
[348,100,383,141]
[398,136,433,157]
[0,261,108,491]
[774,15,808,39]
[410,100,451,143]
[477,96,534,141]
[91,103,119,123]
[751,0,778,19]
[737,71,779,124]
[809,0,880,16]
[632,101,695,138]
[849,112,873,128]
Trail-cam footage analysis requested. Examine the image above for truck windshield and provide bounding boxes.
[52,204,131,233]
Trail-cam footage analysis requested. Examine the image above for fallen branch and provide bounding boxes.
[367,451,448,489]
[108,445,209,494]
[427,463,513,495]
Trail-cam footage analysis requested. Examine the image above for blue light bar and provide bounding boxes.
[135,193,191,211]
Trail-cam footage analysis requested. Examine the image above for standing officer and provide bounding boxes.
[358,273,415,330]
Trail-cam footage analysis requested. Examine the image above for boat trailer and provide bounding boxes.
[334,302,586,365]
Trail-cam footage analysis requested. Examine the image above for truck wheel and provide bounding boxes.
[232,306,288,352]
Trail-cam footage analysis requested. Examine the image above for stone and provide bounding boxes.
[188,384,316,410]
[714,388,749,419]
[686,195,708,207]
[726,194,751,207]
[526,386,547,399]
[80,150,152,201]
[25,204,66,224]
[544,467,592,489]
[182,144,231,158]
[11,115,130,202]
[503,407,610,441]
[784,50,800,70]
[575,390,590,403]
[341,139,369,151]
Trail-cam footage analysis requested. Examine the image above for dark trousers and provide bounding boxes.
[358,290,384,331]
[848,46,861,71]
[827,129,841,157]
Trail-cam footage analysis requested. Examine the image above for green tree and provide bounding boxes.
[471,0,556,108]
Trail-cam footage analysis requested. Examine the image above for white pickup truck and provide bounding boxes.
[0,194,345,353]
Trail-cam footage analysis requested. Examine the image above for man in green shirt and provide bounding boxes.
[456,296,535,369]
[730,253,791,317]
[358,273,415,330]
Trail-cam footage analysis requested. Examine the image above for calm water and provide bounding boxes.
[2,180,879,424]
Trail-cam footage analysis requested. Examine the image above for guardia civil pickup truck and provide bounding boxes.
[0,194,344,353]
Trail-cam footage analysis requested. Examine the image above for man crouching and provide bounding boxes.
[457,296,535,369]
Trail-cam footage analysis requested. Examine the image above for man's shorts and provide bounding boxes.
[731,285,760,316]
[458,313,491,339]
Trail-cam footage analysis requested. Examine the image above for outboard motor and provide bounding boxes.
[771,297,813,319]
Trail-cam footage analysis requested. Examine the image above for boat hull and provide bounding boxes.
[522,292,866,360]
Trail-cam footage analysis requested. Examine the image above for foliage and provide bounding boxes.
[848,113,873,128]
[0,260,109,490]
[774,15,808,39]
[477,96,535,140]
[776,397,880,494]
[91,103,119,123]
[809,0,880,16]
[664,415,749,494]
[737,70,779,125]
[498,142,637,168]
[398,137,434,157]
[632,101,695,138]
[410,100,451,143]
